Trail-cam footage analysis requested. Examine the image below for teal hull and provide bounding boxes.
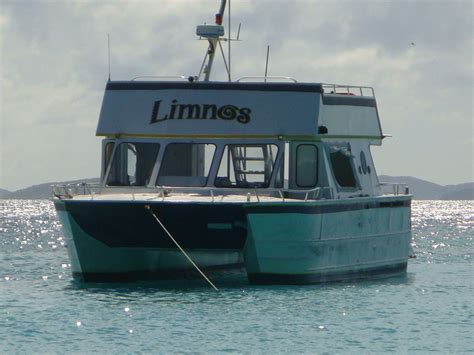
[55,202,242,281]
[243,196,412,284]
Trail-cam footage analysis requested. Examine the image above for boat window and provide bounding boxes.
[157,143,216,187]
[215,144,278,188]
[106,143,160,186]
[103,142,115,176]
[329,146,357,188]
[296,144,318,187]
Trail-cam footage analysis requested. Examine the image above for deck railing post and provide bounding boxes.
[254,188,260,202]
[278,190,285,201]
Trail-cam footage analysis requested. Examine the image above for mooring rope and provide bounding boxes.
[144,205,219,291]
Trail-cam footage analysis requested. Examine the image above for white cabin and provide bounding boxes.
[96,80,385,200]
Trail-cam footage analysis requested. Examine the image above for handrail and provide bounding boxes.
[53,181,410,200]
[378,182,410,195]
[236,76,298,83]
[131,75,187,81]
[51,183,333,202]
[322,83,375,97]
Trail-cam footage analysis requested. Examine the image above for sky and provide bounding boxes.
[0,0,472,191]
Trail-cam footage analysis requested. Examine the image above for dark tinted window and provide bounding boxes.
[330,150,357,188]
[106,143,159,186]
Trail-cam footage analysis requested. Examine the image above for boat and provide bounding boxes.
[52,0,412,284]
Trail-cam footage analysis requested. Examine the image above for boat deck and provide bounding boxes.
[53,183,410,204]
[63,192,410,205]
[70,192,302,203]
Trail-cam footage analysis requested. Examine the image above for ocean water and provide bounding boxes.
[0,200,472,353]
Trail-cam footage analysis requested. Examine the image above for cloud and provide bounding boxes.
[0,0,472,190]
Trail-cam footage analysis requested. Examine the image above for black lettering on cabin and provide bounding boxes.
[168,99,178,120]
[150,100,167,123]
[177,104,202,119]
[149,100,251,124]
[202,104,217,119]
[217,105,238,120]
[237,107,251,124]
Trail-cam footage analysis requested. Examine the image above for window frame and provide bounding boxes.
[156,142,217,187]
[360,151,368,175]
[101,140,116,181]
[326,143,360,191]
[105,141,160,187]
[295,144,319,188]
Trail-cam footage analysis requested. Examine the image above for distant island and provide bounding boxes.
[0,176,472,200]
[0,178,99,200]
[378,176,473,200]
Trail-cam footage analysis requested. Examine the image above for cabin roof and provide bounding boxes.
[105,81,324,93]
[96,80,382,140]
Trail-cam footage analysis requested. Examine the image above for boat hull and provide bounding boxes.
[54,199,246,282]
[243,196,412,284]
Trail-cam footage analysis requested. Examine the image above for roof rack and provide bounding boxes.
[322,83,375,97]
[236,76,298,83]
[131,75,187,81]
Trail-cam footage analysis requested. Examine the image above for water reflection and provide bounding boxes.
[1,199,472,353]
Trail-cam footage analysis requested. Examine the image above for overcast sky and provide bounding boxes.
[0,0,472,191]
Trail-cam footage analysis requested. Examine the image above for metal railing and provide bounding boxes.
[52,183,334,202]
[322,83,375,97]
[52,183,100,199]
[378,182,410,195]
[131,75,187,81]
[126,76,375,98]
[236,76,298,83]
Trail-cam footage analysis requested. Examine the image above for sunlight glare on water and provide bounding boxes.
[0,200,473,353]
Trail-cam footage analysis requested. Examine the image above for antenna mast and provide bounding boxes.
[196,0,227,82]
[107,34,111,82]
[228,0,231,82]
[264,45,270,82]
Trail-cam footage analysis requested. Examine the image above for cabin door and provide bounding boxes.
[288,142,319,197]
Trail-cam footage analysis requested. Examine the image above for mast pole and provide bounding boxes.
[228,0,231,82]
[203,42,217,82]
[203,0,226,82]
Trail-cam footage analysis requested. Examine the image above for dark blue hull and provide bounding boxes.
[55,199,247,250]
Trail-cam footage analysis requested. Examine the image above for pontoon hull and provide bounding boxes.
[54,200,246,282]
[243,196,412,284]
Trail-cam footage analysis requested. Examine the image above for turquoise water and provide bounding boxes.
[1,200,472,353]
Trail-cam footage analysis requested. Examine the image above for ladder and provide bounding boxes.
[229,145,273,185]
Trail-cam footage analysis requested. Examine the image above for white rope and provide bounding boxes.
[144,205,219,291]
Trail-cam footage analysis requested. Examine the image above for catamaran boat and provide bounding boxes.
[53,1,412,284]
